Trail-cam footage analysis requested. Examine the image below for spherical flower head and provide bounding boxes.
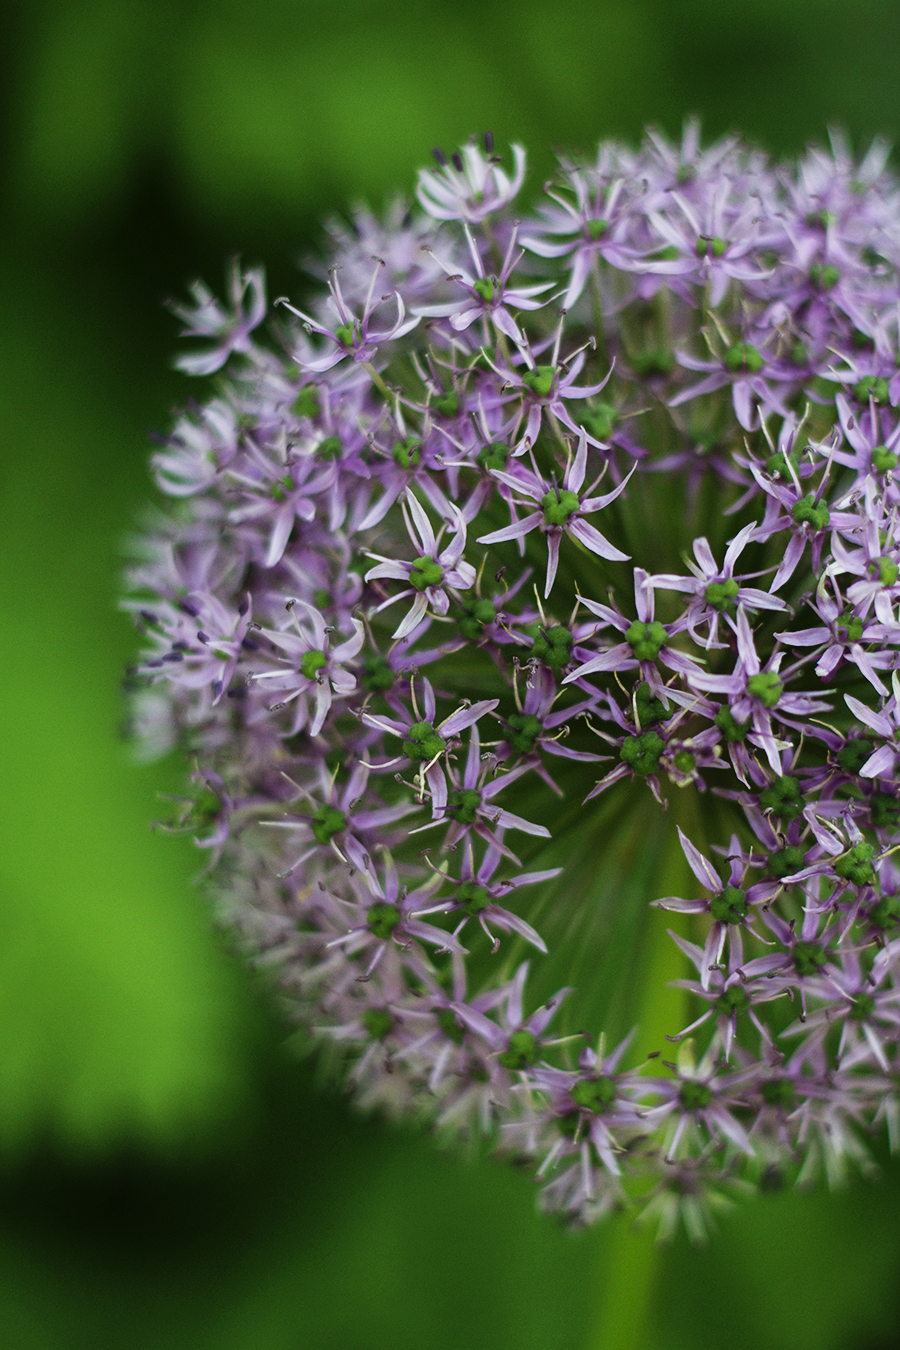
[130,125,900,1242]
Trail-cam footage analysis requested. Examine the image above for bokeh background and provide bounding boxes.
[3,2,900,1347]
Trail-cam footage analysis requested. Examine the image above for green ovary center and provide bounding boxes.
[447,788,482,824]
[335,321,358,347]
[717,984,750,1015]
[393,437,422,469]
[410,556,444,591]
[679,1080,712,1110]
[620,730,665,776]
[271,474,296,501]
[705,578,739,612]
[626,620,667,660]
[747,672,783,707]
[367,902,401,940]
[837,738,873,773]
[457,882,490,915]
[710,885,748,924]
[532,624,573,670]
[714,707,749,742]
[506,713,543,754]
[809,263,840,290]
[850,992,876,1021]
[759,774,804,820]
[436,1008,465,1043]
[522,366,556,398]
[363,1008,393,1040]
[854,376,890,404]
[300,649,328,681]
[311,804,347,845]
[634,683,668,728]
[459,599,496,641]
[869,894,900,929]
[724,342,764,373]
[541,488,581,527]
[477,442,508,472]
[872,445,898,474]
[792,493,830,530]
[403,720,445,762]
[499,1029,538,1070]
[792,941,827,978]
[870,556,899,586]
[834,842,876,887]
[761,1078,795,1108]
[571,1075,616,1112]
[362,654,394,692]
[768,845,805,879]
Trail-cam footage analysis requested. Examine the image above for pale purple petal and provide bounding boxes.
[568,518,630,562]
[544,532,561,597]
[861,745,897,778]
[393,592,430,640]
[265,507,296,568]
[477,512,543,546]
[492,809,551,838]
[676,826,721,892]
[493,307,525,343]
[309,681,333,736]
[845,694,893,736]
[440,699,500,738]
[769,533,806,592]
[405,490,437,556]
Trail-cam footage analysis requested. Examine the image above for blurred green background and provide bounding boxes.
[3,2,900,1347]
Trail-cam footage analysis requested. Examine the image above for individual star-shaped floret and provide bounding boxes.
[252,598,364,735]
[649,523,787,649]
[414,223,554,344]
[421,721,551,858]
[280,259,419,373]
[413,831,556,954]
[361,676,498,813]
[477,430,632,595]
[417,135,526,223]
[171,261,267,375]
[653,827,781,987]
[365,491,476,639]
[564,567,702,699]
[688,607,832,773]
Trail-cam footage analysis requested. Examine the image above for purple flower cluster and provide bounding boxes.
[128,125,900,1239]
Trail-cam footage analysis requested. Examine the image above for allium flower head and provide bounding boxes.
[128,127,900,1242]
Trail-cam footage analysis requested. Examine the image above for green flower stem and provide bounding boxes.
[588,1217,660,1350]
[587,801,697,1350]
[629,827,692,1065]
[362,362,393,401]
[590,253,609,370]
[481,218,504,273]
[548,409,573,455]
